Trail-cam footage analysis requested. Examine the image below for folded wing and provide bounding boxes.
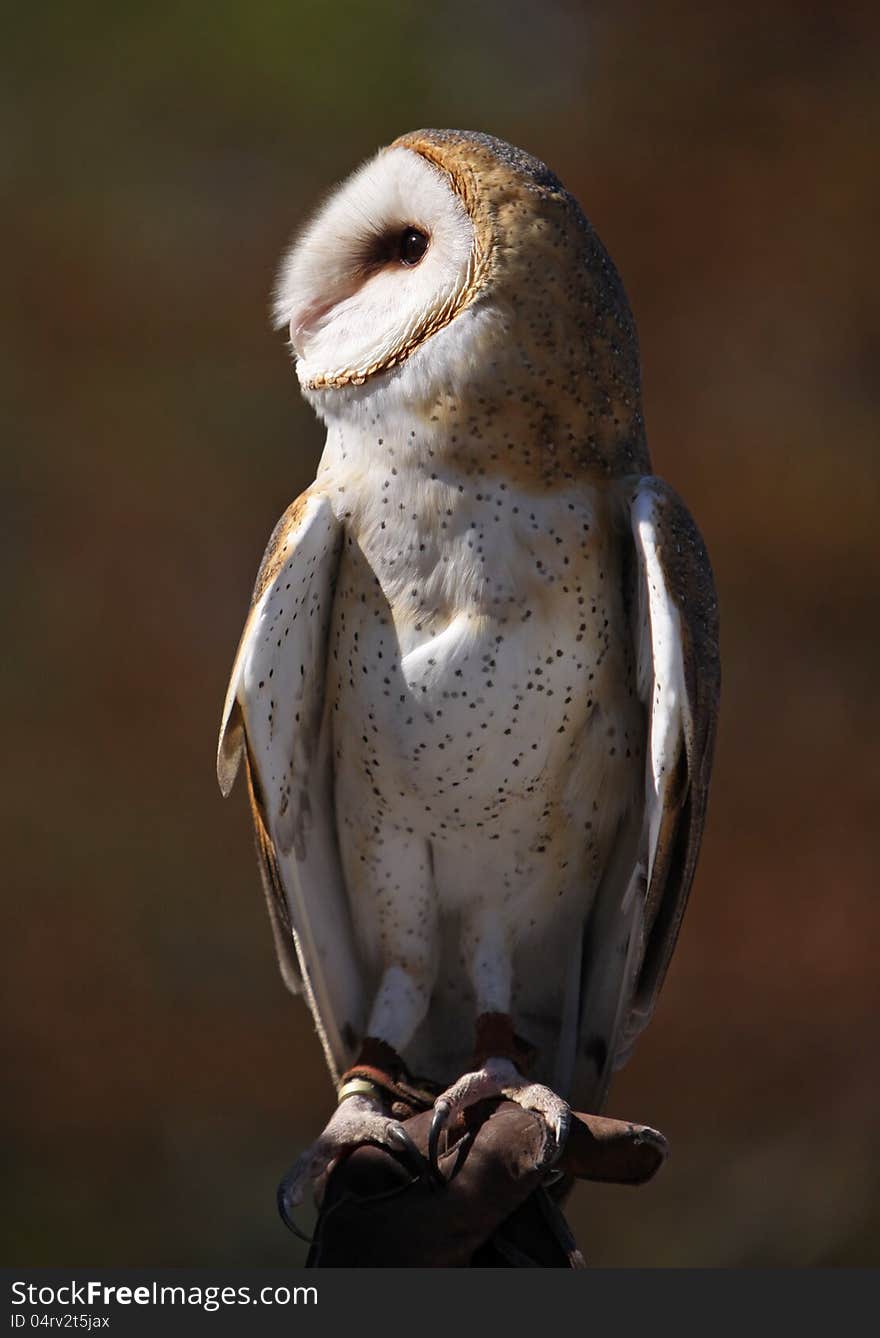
[218,491,365,1084]
[571,476,720,1108]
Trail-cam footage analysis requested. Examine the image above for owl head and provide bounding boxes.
[274,130,646,474]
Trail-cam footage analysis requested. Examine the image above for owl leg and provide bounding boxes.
[428,913,570,1179]
[278,836,438,1227]
[277,1043,430,1234]
[427,1028,571,1179]
[278,1011,437,1232]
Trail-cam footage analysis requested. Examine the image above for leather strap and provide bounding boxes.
[337,1037,438,1119]
[472,1012,537,1073]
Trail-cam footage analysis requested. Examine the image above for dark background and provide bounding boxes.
[4,1,878,1266]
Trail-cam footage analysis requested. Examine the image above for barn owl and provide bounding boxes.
[217,129,719,1215]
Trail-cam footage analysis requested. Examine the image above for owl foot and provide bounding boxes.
[428,1056,571,1182]
[277,1094,428,1238]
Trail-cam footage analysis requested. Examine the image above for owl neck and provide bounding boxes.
[412,361,651,487]
[310,316,650,491]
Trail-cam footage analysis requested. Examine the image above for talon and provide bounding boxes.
[428,1099,452,1183]
[385,1121,432,1180]
[276,1169,315,1243]
[551,1106,572,1161]
[274,1091,431,1236]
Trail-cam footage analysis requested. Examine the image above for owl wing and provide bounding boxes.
[570,475,720,1109]
[217,490,365,1085]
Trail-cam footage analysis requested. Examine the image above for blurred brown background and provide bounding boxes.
[4,1,878,1266]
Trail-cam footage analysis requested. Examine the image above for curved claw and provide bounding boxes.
[550,1105,572,1164]
[276,1169,315,1243]
[385,1121,433,1181]
[428,1099,452,1184]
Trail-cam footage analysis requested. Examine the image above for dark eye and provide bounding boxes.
[398,227,429,266]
